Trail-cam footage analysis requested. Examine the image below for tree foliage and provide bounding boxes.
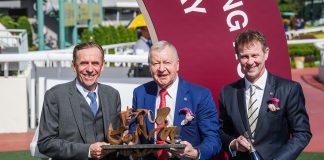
[0,16,16,29]
[17,16,33,47]
[0,15,34,48]
[277,0,305,15]
[81,25,137,46]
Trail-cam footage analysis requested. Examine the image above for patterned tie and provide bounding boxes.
[156,89,168,160]
[248,85,259,138]
[87,92,97,116]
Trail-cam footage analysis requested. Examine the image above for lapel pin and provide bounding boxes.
[184,97,187,101]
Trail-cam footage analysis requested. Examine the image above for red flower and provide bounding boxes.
[268,98,280,111]
[179,108,194,125]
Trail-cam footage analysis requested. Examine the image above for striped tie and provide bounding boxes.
[248,85,259,138]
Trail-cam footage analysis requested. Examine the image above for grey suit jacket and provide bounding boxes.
[37,79,121,160]
[219,73,312,160]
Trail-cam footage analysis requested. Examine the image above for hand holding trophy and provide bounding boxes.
[244,131,263,160]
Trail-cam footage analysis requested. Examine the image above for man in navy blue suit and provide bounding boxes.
[219,30,311,160]
[131,40,221,159]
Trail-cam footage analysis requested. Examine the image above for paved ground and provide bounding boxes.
[291,67,324,152]
[0,132,34,152]
[0,67,323,152]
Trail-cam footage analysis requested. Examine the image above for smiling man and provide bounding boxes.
[218,30,312,160]
[130,40,221,160]
[38,42,124,160]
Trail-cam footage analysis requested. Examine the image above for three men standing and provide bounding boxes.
[38,30,311,160]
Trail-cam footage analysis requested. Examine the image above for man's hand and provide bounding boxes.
[170,141,199,159]
[230,135,251,152]
[90,142,109,159]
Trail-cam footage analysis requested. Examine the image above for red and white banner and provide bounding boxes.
[138,0,291,109]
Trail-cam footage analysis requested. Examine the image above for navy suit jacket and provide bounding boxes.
[219,72,312,160]
[131,78,221,160]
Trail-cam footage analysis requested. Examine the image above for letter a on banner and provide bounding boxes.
[137,0,290,114]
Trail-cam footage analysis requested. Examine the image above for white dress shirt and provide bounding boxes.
[244,70,268,115]
[134,37,150,65]
[155,77,179,128]
[134,36,150,56]
[76,79,99,109]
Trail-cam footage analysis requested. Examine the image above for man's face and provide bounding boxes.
[141,27,150,39]
[238,41,269,83]
[149,46,179,89]
[73,47,104,91]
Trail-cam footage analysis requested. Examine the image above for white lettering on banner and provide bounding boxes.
[181,0,206,14]
[223,0,243,11]
[223,0,248,32]
[227,10,248,32]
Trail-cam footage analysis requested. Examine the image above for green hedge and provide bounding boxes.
[81,25,137,46]
[0,15,34,48]
[0,15,16,29]
[288,43,320,60]
[17,16,33,48]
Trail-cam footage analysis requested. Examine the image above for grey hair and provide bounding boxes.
[148,40,179,63]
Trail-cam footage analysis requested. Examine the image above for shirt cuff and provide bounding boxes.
[229,139,237,157]
[194,147,201,160]
[88,148,91,158]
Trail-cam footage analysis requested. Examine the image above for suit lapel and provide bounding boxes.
[145,83,158,134]
[98,84,111,139]
[237,79,250,135]
[69,80,86,142]
[174,79,190,127]
[254,73,276,139]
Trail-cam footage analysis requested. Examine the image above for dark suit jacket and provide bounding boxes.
[131,78,222,160]
[219,72,312,160]
[37,80,121,160]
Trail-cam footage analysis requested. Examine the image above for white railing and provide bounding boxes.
[287,38,324,44]
[285,26,324,40]
[0,42,148,77]
[0,29,28,48]
[0,42,149,130]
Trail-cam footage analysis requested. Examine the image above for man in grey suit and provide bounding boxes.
[38,42,123,160]
[219,30,312,160]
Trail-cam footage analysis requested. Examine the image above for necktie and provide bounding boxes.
[156,89,168,160]
[87,92,97,116]
[147,38,152,47]
[248,85,259,138]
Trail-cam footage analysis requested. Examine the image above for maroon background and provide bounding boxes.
[141,0,291,107]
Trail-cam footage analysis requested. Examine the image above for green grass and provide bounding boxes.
[0,151,37,160]
[0,151,323,159]
[297,152,324,160]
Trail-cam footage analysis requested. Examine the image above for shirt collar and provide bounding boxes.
[76,79,99,98]
[157,76,179,99]
[140,36,148,42]
[244,69,268,90]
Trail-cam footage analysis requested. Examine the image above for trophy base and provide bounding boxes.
[102,144,185,150]
[102,144,186,158]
